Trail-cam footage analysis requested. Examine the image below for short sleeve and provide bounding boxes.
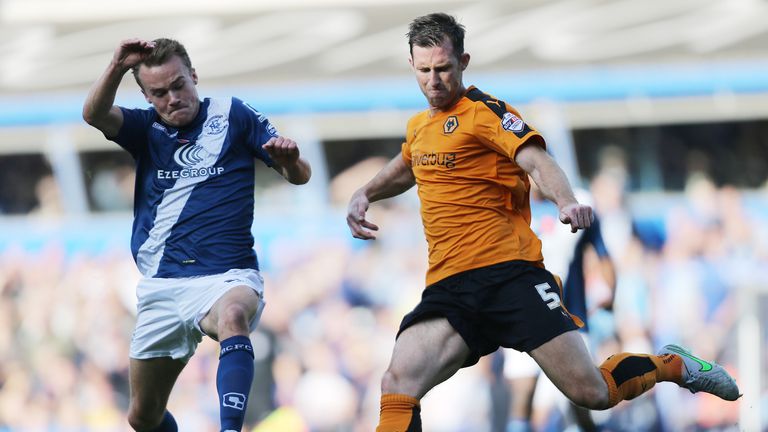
[229,97,277,167]
[109,107,155,159]
[473,103,545,160]
[401,117,417,165]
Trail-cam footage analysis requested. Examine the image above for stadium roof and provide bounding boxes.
[1,0,768,126]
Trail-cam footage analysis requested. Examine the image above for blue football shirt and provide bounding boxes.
[110,97,276,278]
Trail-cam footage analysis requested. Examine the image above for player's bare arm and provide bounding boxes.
[595,253,617,311]
[83,39,156,137]
[347,153,415,240]
[263,136,311,185]
[515,143,593,232]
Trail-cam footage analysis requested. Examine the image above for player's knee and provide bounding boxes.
[381,368,415,395]
[381,369,399,393]
[563,379,610,410]
[127,404,165,431]
[380,366,427,398]
[218,302,250,332]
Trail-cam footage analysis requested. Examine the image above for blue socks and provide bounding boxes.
[147,411,177,432]
[217,335,255,432]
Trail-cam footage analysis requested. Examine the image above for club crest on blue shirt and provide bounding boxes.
[203,114,228,136]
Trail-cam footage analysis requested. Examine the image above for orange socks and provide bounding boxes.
[599,352,683,407]
[376,354,684,425]
[376,394,421,432]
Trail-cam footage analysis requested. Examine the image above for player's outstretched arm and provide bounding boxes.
[83,39,155,138]
[515,144,592,233]
[346,153,415,240]
[263,136,311,185]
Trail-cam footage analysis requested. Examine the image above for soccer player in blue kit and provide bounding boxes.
[504,188,616,432]
[83,38,311,432]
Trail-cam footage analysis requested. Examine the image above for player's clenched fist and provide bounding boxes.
[559,202,594,233]
[262,136,300,166]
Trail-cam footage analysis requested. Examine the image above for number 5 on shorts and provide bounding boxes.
[534,282,561,310]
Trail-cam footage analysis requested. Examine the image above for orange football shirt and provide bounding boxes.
[402,86,546,286]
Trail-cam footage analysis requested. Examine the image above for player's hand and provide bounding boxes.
[263,136,300,167]
[347,190,379,240]
[559,202,593,233]
[112,39,155,71]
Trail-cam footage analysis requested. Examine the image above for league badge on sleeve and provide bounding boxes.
[501,112,525,133]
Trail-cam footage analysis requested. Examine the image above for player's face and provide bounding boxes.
[138,55,200,128]
[409,37,469,112]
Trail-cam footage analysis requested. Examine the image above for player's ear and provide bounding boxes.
[191,68,198,85]
[460,52,470,71]
[140,88,151,104]
[408,56,414,70]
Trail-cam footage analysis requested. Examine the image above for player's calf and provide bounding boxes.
[217,335,255,432]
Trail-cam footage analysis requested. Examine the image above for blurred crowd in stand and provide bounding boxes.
[0,150,766,432]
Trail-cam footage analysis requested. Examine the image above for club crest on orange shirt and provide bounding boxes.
[443,116,459,134]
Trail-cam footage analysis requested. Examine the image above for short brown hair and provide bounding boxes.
[407,13,465,58]
[132,38,193,88]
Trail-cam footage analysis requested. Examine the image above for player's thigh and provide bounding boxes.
[386,316,470,399]
[129,357,186,414]
[528,330,605,402]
